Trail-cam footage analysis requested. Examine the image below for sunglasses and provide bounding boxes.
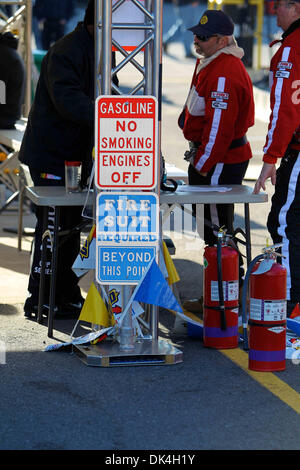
[195,34,218,42]
[274,0,296,8]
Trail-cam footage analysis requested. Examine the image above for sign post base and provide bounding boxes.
[73,338,183,367]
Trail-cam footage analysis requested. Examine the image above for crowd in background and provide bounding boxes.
[0,0,283,55]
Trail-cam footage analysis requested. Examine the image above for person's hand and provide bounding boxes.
[253,162,276,194]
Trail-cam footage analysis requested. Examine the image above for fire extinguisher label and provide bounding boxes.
[211,280,239,301]
[267,327,286,334]
[250,298,286,321]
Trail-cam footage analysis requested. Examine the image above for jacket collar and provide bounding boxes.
[269,17,300,47]
[196,36,243,73]
[282,17,300,39]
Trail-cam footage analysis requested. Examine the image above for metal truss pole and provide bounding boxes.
[74,0,182,366]
[99,0,162,346]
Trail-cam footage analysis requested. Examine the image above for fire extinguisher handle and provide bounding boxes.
[241,253,265,350]
[217,235,227,331]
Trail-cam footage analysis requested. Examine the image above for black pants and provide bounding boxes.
[267,149,300,302]
[27,168,83,306]
[188,160,249,244]
[189,160,249,283]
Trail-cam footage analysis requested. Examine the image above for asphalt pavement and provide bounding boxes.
[0,45,300,453]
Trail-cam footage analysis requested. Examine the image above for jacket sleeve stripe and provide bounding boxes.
[195,76,225,172]
[211,162,224,185]
[263,47,291,154]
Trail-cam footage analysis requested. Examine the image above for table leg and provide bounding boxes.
[48,207,60,338]
[244,203,251,267]
[38,208,48,324]
[17,186,24,252]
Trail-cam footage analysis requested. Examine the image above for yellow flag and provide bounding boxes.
[79,282,115,327]
[162,241,180,285]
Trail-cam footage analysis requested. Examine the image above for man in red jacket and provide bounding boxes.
[180,13,253,237]
[254,0,300,317]
[179,9,254,312]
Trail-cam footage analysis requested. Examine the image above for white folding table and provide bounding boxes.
[25,184,267,337]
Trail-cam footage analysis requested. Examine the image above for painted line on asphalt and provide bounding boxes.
[221,347,300,415]
[176,311,300,414]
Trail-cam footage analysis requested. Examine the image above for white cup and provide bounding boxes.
[65,161,82,193]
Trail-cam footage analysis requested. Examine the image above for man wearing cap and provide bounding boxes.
[180,10,254,242]
[254,0,300,317]
[179,9,254,312]
[19,0,118,319]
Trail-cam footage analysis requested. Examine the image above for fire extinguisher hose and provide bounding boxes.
[241,253,265,350]
[217,235,227,331]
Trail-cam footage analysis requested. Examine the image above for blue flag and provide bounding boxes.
[287,318,300,337]
[134,259,182,313]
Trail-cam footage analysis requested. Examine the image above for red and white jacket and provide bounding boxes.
[263,21,300,164]
[180,51,254,173]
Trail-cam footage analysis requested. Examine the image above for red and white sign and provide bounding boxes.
[112,0,145,51]
[95,95,158,189]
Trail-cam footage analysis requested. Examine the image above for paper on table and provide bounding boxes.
[177,185,232,193]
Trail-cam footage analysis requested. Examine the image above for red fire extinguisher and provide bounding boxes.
[241,245,287,372]
[203,230,239,349]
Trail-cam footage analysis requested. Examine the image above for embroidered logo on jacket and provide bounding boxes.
[211,91,229,100]
[275,70,290,79]
[212,100,228,110]
[211,91,229,109]
[277,61,293,70]
[275,61,292,79]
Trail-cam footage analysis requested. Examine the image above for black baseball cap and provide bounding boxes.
[188,10,234,37]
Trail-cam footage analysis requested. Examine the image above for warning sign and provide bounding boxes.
[96,192,159,245]
[97,245,156,285]
[95,192,159,284]
[95,95,158,189]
